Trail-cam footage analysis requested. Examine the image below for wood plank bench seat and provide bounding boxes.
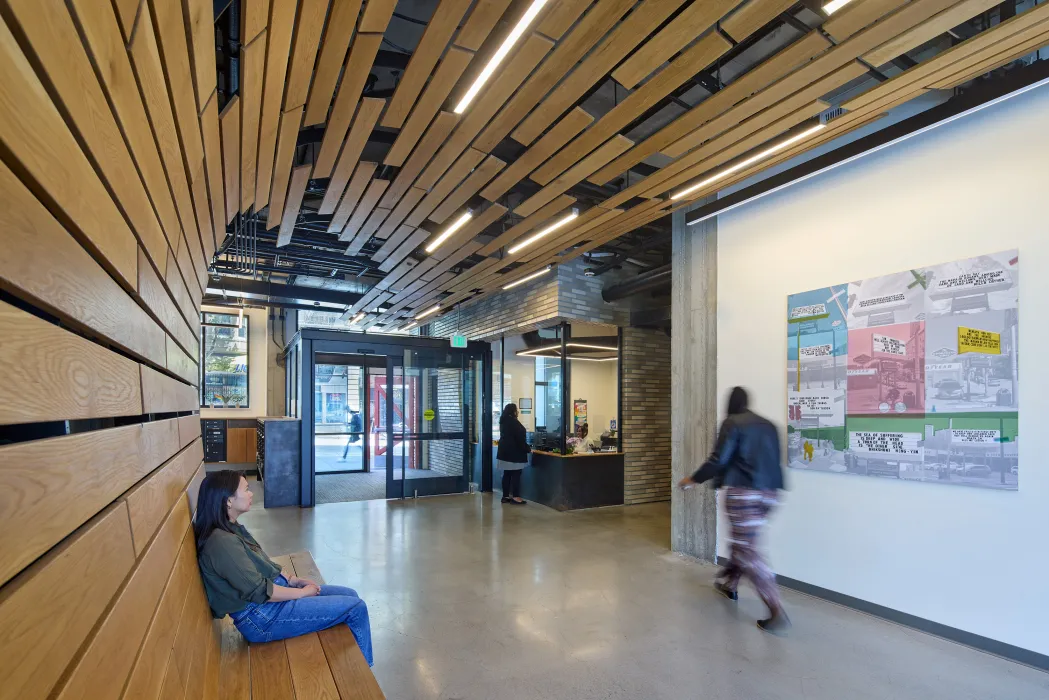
[218,551,384,700]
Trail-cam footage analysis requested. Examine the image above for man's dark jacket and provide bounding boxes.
[691,410,784,490]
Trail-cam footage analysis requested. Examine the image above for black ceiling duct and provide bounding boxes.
[601,264,672,302]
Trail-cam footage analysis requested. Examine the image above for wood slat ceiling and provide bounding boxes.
[199,0,1048,330]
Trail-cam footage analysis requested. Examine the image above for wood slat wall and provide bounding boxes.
[0,0,219,696]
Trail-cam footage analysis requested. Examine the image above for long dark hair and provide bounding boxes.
[194,470,244,551]
[499,403,519,427]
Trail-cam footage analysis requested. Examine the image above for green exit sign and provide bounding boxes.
[450,334,468,348]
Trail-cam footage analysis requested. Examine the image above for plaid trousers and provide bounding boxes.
[719,487,782,614]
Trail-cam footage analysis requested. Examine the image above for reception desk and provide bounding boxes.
[496,448,624,511]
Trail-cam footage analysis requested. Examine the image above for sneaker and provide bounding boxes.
[757,613,791,636]
[714,581,738,601]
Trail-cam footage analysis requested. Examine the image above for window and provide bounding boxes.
[200,312,249,408]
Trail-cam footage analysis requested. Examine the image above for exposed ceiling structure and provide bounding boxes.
[203,0,1049,329]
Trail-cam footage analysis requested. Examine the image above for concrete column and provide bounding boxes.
[671,202,718,561]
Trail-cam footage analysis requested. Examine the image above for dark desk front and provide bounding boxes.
[496,449,624,511]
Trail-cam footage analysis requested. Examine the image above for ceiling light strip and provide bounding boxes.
[425,211,472,253]
[454,0,549,114]
[687,76,1049,227]
[671,123,826,201]
[823,0,856,15]
[507,210,579,254]
[414,305,441,320]
[502,265,552,290]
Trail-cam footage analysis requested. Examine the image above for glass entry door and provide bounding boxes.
[385,349,477,498]
[314,361,369,474]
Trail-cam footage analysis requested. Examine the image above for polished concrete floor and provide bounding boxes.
[240,494,1048,700]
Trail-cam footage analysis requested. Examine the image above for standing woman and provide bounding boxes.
[497,403,530,505]
[194,470,373,664]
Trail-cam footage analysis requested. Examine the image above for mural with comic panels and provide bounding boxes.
[787,250,1018,490]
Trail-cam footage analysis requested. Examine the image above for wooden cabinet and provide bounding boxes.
[226,427,257,464]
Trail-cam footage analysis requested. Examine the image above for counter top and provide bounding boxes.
[531,450,623,458]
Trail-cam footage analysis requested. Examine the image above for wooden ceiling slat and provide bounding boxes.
[184,0,218,111]
[478,194,577,256]
[150,0,206,175]
[476,1,629,153]
[663,59,866,161]
[240,33,267,212]
[303,0,366,126]
[264,105,303,229]
[346,207,392,255]
[278,164,312,246]
[7,0,171,275]
[328,161,379,232]
[932,29,1049,89]
[359,0,397,32]
[255,0,298,207]
[429,203,508,261]
[415,33,554,190]
[863,0,1002,68]
[454,0,513,50]
[429,155,506,224]
[339,178,389,241]
[378,111,459,208]
[588,31,832,185]
[381,0,473,129]
[535,0,593,40]
[284,0,330,110]
[446,255,502,293]
[531,32,732,186]
[517,206,626,266]
[514,135,634,218]
[242,0,271,43]
[219,96,242,226]
[128,6,201,245]
[612,0,740,90]
[318,98,386,214]
[407,149,487,227]
[481,107,593,201]
[822,0,909,42]
[511,0,691,146]
[200,92,226,245]
[721,0,796,43]
[190,166,215,263]
[374,187,428,240]
[376,227,428,268]
[113,0,139,42]
[377,258,421,288]
[388,257,438,294]
[312,33,385,177]
[384,47,475,166]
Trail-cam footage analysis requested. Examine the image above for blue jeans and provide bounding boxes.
[230,575,373,666]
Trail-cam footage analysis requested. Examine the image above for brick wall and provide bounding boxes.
[622,327,672,504]
[427,368,464,477]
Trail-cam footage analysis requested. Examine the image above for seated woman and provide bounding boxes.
[194,470,373,665]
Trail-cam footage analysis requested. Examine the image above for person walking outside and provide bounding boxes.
[678,386,789,634]
[497,403,530,505]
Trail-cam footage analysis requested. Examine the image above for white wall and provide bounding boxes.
[715,82,1049,655]
[569,360,617,440]
[200,305,270,419]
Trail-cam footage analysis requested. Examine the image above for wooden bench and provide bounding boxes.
[218,551,384,700]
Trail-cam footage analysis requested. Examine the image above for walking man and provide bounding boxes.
[678,386,789,634]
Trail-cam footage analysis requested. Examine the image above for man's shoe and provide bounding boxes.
[757,613,791,636]
[714,582,738,601]
[510,498,527,505]
[501,496,512,503]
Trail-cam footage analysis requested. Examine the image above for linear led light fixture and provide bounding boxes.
[687,74,1049,227]
[516,342,618,356]
[823,0,856,14]
[414,305,441,320]
[507,210,579,254]
[524,351,618,362]
[454,0,549,114]
[671,123,826,201]
[403,321,418,330]
[349,312,366,325]
[502,265,552,290]
[425,211,472,253]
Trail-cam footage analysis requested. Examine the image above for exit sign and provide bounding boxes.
[450,334,468,348]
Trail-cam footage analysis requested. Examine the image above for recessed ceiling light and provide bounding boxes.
[670,123,826,201]
[414,305,441,320]
[454,0,549,114]
[507,210,579,254]
[823,0,856,15]
[503,266,551,290]
[425,211,472,253]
